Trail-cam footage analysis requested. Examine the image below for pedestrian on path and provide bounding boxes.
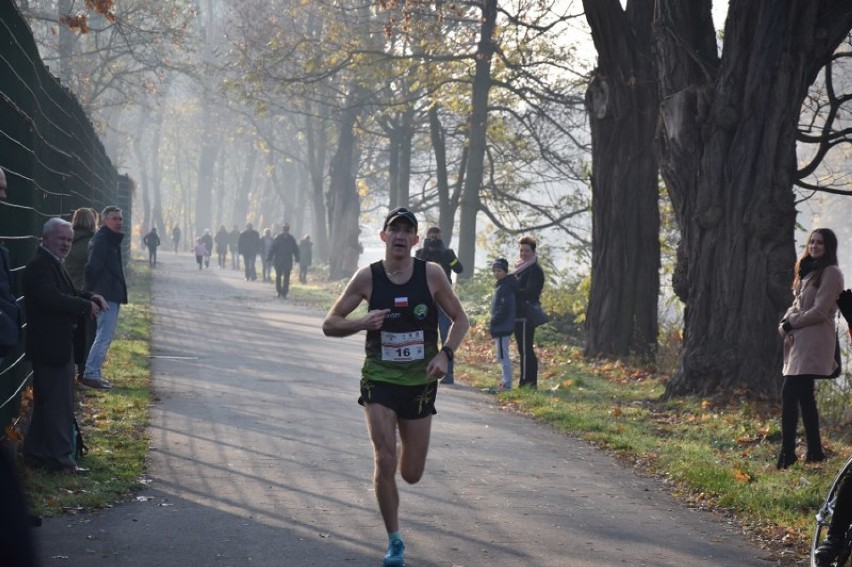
[143,227,161,267]
[267,223,299,298]
[298,234,312,284]
[322,207,470,567]
[192,237,208,270]
[171,225,181,254]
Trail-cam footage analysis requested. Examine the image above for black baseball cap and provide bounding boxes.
[383,207,418,231]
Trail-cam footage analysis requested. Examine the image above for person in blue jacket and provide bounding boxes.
[489,258,517,391]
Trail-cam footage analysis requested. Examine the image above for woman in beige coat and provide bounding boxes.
[777,228,844,469]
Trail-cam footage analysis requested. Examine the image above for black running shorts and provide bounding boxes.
[358,379,438,420]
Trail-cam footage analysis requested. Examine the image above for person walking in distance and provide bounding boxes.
[298,234,313,284]
[80,206,128,390]
[322,207,470,567]
[192,237,208,271]
[214,225,229,269]
[228,224,241,270]
[171,225,181,254]
[261,228,274,282]
[201,229,214,269]
[238,222,261,281]
[143,227,161,267]
[267,223,299,298]
[415,226,463,384]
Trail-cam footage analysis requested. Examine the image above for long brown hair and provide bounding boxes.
[793,228,838,290]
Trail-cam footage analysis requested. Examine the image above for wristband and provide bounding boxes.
[441,346,454,361]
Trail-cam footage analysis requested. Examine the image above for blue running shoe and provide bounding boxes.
[383,538,405,567]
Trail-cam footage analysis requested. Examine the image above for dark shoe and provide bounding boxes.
[815,534,843,565]
[807,449,827,463]
[440,376,454,385]
[776,449,797,469]
[79,377,113,390]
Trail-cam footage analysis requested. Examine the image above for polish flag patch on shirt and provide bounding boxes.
[394,297,409,308]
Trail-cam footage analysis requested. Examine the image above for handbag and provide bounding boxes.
[525,300,550,328]
[822,332,842,379]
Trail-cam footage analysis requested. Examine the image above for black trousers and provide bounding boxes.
[243,254,257,280]
[514,319,538,389]
[275,266,292,297]
[23,359,77,470]
[780,374,823,456]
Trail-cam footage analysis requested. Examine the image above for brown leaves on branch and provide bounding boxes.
[58,14,90,34]
[59,0,116,35]
[86,0,117,22]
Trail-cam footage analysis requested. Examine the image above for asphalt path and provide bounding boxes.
[33,254,775,566]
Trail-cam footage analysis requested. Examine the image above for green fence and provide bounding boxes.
[0,0,132,433]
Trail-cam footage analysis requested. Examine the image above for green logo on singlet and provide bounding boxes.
[413,304,428,320]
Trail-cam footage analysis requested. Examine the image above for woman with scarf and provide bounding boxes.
[777,228,844,469]
[513,235,545,389]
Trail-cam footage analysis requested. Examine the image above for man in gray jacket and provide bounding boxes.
[80,206,128,390]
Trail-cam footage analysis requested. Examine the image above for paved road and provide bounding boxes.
[34,255,775,566]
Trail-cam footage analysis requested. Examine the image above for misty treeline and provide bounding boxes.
[14,0,592,279]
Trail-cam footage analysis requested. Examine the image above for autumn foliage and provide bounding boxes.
[59,0,117,34]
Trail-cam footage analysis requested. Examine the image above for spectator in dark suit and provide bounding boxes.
[238,222,261,281]
[267,223,300,298]
[22,218,107,474]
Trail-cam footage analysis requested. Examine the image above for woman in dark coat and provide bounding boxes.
[513,235,545,389]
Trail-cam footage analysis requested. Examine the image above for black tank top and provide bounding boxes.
[362,258,438,384]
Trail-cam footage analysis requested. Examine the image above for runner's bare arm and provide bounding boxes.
[425,263,470,377]
[322,267,388,337]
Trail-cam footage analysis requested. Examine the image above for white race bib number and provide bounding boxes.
[381,331,425,362]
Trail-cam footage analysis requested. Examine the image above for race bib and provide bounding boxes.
[380,330,425,362]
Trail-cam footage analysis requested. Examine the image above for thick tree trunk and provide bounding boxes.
[457,0,497,280]
[657,1,852,397]
[583,0,660,360]
[327,92,363,280]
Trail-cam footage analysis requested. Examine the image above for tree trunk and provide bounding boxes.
[327,90,363,280]
[305,106,330,263]
[583,0,660,361]
[428,105,456,244]
[194,100,217,234]
[657,1,852,397]
[232,142,257,225]
[457,0,497,281]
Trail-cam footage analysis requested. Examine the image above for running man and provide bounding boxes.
[322,207,469,567]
